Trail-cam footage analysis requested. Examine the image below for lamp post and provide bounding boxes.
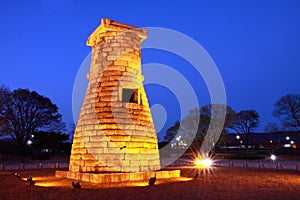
[236,135,241,148]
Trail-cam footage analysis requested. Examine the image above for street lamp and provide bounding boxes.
[270,154,276,161]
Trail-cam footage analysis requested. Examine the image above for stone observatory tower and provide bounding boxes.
[69,18,161,173]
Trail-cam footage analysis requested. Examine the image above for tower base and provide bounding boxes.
[55,170,180,184]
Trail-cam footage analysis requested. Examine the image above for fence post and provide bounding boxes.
[243,161,248,168]
[19,163,25,170]
[229,161,233,168]
[276,163,282,170]
[259,162,264,169]
[0,164,4,171]
[55,163,59,169]
[38,163,43,169]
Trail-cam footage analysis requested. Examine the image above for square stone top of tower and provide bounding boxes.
[87,18,147,46]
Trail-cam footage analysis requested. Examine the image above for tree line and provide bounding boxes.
[1,83,299,156]
[163,94,300,153]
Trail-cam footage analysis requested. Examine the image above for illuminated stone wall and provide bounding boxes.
[69,18,161,173]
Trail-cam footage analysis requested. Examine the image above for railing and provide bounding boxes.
[215,160,300,171]
[1,160,300,171]
[162,160,300,171]
[0,162,69,171]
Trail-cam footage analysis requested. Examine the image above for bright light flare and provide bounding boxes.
[270,154,276,161]
[194,158,213,168]
[203,158,213,167]
[195,158,202,166]
[26,140,33,145]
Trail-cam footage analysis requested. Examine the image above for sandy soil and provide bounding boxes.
[0,167,300,200]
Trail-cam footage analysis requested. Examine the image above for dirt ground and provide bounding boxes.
[0,167,299,200]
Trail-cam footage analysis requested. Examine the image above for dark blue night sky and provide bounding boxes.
[1,0,300,141]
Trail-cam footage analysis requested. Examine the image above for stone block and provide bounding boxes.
[69,166,80,172]
[99,86,116,92]
[103,70,122,77]
[115,173,130,182]
[67,171,80,179]
[124,153,141,160]
[107,65,126,71]
[103,147,122,154]
[89,174,102,183]
[107,141,126,148]
[113,60,128,66]
[96,154,118,161]
[110,43,120,47]
[97,91,115,97]
[70,154,81,160]
[100,95,118,102]
[79,173,90,182]
[88,148,104,154]
[109,135,131,142]
[121,160,131,166]
[148,159,160,166]
[72,148,87,154]
[129,173,143,181]
[89,141,108,147]
[102,47,113,52]
[83,125,95,131]
[55,171,67,178]
[117,55,132,62]
[82,153,96,161]
[100,80,119,87]
[167,170,180,178]
[90,135,106,141]
[106,55,118,61]
[124,148,140,154]
[98,118,116,124]
[109,75,122,81]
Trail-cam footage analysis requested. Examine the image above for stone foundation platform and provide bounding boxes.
[55,170,180,184]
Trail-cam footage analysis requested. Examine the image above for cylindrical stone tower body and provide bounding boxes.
[69,18,161,173]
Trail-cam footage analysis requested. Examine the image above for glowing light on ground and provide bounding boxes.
[194,158,213,168]
[195,158,202,166]
[21,176,69,187]
[203,158,213,167]
[20,175,191,188]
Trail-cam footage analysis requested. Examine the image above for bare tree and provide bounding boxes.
[232,110,259,154]
[273,94,300,130]
[198,104,236,146]
[264,122,280,133]
[164,121,180,142]
[164,104,236,152]
[1,88,65,155]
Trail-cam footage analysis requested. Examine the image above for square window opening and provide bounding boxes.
[122,88,138,104]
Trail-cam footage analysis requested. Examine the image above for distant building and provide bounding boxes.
[223,131,299,149]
